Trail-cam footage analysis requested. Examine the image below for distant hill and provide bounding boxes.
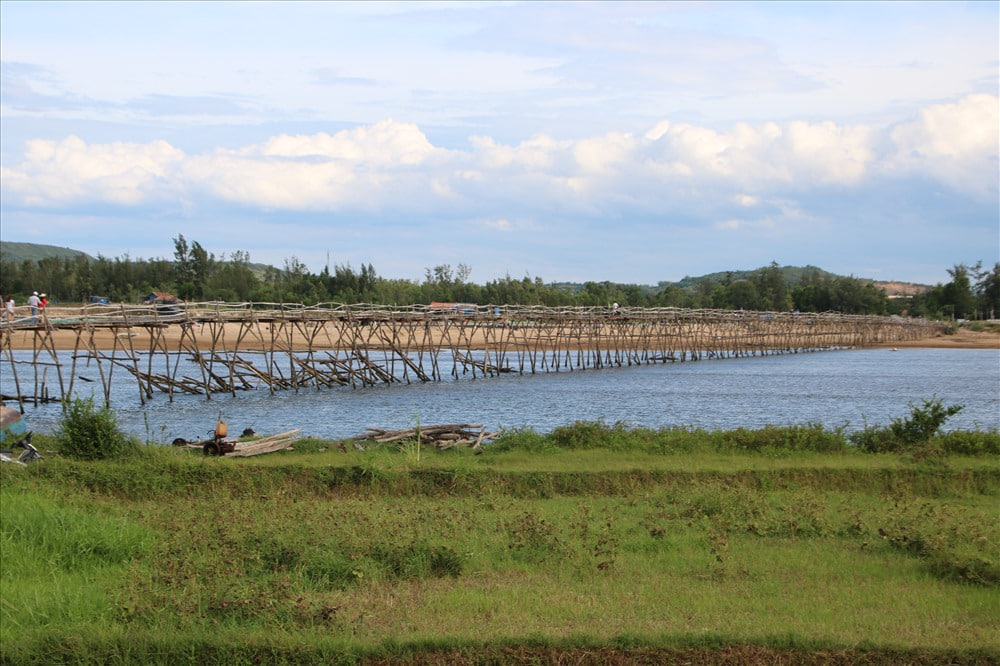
[0,241,274,278]
[667,265,837,290]
[869,281,930,298]
[0,243,930,296]
[0,241,95,264]
[551,265,930,294]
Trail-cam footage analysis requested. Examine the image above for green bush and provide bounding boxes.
[56,397,139,460]
[716,424,847,453]
[851,399,964,453]
[550,421,851,453]
[550,420,631,450]
[490,427,555,453]
[491,417,991,458]
[935,430,1000,456]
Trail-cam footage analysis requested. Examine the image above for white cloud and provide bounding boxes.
[469,134,569,170]
[886,94,999,198]
[254,119,439,166]
[573,132,636,173]
[643,119,872,187]
[713,201,807,234]
[781,121,873,185]
[182,153,358,210]
[0,135,184,206]
[1,96,995,217]
[481,218,513,231]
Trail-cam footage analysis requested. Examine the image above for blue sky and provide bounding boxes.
[1,1,997,286]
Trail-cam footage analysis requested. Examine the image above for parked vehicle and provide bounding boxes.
[0,404,42,464]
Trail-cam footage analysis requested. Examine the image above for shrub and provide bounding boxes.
[851,399,964,453]
[849,426,898,454]
[56,397,139,460]
[892,400,964,444]
[716,424,847,453]
[489,427,555,453]
[549,420,632,450]
[935,430,1000,456]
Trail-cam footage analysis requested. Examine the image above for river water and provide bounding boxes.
[3,348,998,442]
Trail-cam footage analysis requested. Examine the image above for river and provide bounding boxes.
[3,348,998,442]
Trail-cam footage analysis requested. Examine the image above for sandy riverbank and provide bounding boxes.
[870,327,1000,350]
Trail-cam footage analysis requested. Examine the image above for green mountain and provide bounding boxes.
[0,241,274,278]
[0,241,95,264]
[549,265,930,299]
[1,242,926,295]
[551,265,841,293]
[666,265,838,291]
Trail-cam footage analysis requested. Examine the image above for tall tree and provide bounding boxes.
[942,264,977,319]
[974,262,999,320]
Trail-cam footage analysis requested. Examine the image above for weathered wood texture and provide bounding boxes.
[0,302,942,408]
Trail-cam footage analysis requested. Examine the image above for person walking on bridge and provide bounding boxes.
[27,292,41,322]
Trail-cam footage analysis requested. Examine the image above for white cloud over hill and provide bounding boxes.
[3,95,994,216]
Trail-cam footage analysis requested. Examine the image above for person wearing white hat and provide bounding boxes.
[27,292,41,322]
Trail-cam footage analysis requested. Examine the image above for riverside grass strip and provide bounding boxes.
[4,636,998,665]
[0,426,997,665]
[0,302,940,406]
[1,467,998,663]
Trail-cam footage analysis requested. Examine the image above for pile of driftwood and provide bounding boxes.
[177,429,300,457]
[347,423,497,452]
[225,430,301,457]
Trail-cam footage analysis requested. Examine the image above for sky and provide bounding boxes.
[1,1,997,287]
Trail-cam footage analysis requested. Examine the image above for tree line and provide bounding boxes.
[1,235,996,320]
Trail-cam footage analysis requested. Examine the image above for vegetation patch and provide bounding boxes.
[1,416,997,664]
[56,396,139,461]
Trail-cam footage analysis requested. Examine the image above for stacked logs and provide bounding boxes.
[225,430,301,457]
[348,423,497,451]
[176,429,300,457]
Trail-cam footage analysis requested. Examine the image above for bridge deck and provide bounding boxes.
[0,302,940,409]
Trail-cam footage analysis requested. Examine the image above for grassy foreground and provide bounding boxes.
[1,418,998,665]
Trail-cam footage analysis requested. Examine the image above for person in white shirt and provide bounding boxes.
[27,292,41,322]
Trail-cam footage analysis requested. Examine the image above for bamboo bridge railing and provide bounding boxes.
[0,302,942,409]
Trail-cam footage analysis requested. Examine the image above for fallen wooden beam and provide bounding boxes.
[226,429,301,457]
[346,424,497,449]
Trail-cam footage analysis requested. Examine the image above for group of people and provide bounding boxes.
[1,291,48,323]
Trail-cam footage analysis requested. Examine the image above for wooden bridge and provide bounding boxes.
[0,302,941,408]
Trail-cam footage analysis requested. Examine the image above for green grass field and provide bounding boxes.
[1,419,997,665]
